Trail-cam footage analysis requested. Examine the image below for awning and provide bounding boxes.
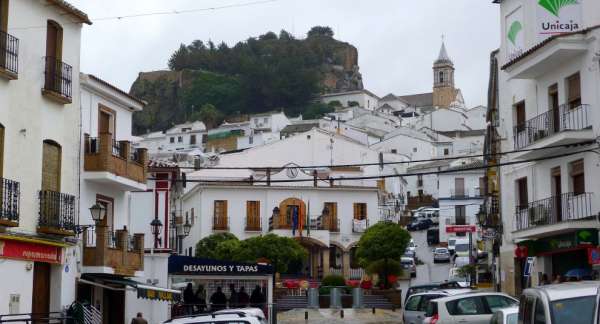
[80,274,180,302]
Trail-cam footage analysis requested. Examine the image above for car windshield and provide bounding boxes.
[449,239,456,246]
[436,249,448,253]
[455,244,469,252]
[550,296,596,324]
[506,313,518,324]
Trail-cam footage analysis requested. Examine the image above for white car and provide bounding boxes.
[448,267,469,288]
[519,281,600,324]
[490,306,518,324]
[433,248,451,263]
[403,289,472,324]
[423,292,518,324]
[407,239,417,253]
[447,237,457,255]
[454,256,470,268]
[164,308,267,324]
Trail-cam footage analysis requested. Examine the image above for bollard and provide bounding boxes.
[372,307,376,314]
[307,287,319,309]
[352,287,363,309]
[340,309,344,318]
[305,311,308,321]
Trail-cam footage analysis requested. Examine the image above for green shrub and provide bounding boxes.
[365,259,402,277]
[321,274,346,287]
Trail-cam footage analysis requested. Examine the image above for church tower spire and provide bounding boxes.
[433,39,457,108]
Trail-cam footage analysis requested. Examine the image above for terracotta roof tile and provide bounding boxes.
[47,0,92,25]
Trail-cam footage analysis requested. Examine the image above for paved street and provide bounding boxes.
[398,227,452,301]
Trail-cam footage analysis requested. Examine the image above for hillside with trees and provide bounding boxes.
[130,26,363,134]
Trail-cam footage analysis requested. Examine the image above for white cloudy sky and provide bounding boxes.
[68,0,500,107]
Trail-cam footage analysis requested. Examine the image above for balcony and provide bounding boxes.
[307,216,340,233]
[82,226,144,277]
[440,188,484,200]
[0,31,19,80]
[245,216,262,232]
[38,190,76,236]
[0,177,20,227]
[213,215,229,231]
[42,57,72,104]
[352,219,369,233]
[84,133,148,190]
[512,104,594,159]
[513,192,595,239]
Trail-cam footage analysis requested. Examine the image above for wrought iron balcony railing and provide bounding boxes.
[0,177,19,226]
[513,104,591,149]
[515,192,593,231]
[44,56,73,100]
[0,30,19,77]
[38,190,76,234]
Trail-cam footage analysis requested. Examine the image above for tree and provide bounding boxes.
[233,234,308,273]
[356,222,411,288]
[302,103,334,120]
[190,104,224,129]
[307,26,334,38]
[195,233,239,259]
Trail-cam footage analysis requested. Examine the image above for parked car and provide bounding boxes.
[407,239,417,252]
[449,267,469,287]
[454,256,470,268]
[404,249,416,260]
[165,308,267,324]
[401,257,417,278]
[448,237,457,255]
[423,292,518,324]
[518,281,600,324]
[490,306,518,324]
[433,248,451,263]
[427,228,440,246]
[407,219,433,231]
[405,281,465,303]
[403,289,472,324]
[414,207,440,225]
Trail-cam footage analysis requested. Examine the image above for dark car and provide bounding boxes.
[407,219,433,231]
[404,281,465,303]
[427,228,439,245]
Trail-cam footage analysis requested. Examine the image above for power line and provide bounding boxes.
[153,140,597,171]
[8,0,280,30]
[152,146,598,184]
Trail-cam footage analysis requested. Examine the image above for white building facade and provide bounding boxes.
[0,0,90,317]
[494,0,600,295]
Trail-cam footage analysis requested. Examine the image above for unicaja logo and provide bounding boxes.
[538,0,578,17]
[508,21,522,45]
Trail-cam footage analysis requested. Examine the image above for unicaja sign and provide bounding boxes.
[536,0,582,40]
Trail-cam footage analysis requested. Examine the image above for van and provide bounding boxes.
[414,207,440,225]
[453,238,470,258]
[518,281,600,324]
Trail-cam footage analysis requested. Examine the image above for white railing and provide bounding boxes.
[348,268,365,280]
[329,268,343,276]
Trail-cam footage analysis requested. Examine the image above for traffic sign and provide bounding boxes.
[524,257,535,277]
[446,225,477,233]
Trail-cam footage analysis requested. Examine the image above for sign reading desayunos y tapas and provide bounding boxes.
[536,0,582,42]
[0,240,62,264]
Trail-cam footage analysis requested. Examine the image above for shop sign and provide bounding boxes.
[0,240,62,264]
[536,0,582,42]
[506,6,525,61]
[522,229,598,255]
[169,255,273,276]
[137,288,180,302]
[446,225,477,233]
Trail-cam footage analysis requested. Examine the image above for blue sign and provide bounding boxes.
[168,255,274,276]
[524,257,535,277]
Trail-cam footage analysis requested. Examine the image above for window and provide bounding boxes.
[446,297,485,316]
[455,205,466,225]
[454,178,465,197]
[324,202,338,230]
[518,295,535,324]
[190,208,195,225]
[246,201,260,230]
[439,71,444,83]
[566,72,581,108]
[533,299,546,324]
[249,136,253,145]
[419,295,444,312]
[413,147,417,153]
[484,295,517,313]
[263,117,268,123]
[0,0,8,32]
[0,123,4,177]
[353,203,367,220]
[391,149,397,154]
[570,159,585,195]
[44,20,64,93]
[42,140,61,192]
[514,101,526,132]
[170,137,175,143]
[444,148,449,156]
[405,296,422,311]
[190,135,196,145]
[177,136,183,143]
[479,177,486,197]
[517,177,528,209]
[213,200,228,230]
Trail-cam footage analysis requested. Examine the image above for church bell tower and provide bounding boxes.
[432,41,457,108]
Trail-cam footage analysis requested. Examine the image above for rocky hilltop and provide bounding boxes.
[129,26,363,134]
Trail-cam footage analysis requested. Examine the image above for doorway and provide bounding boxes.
[551,167,562,223]
[32,262,51,323]
[454,178,465,197]
[103,289,125,324]
[549,84,560,133]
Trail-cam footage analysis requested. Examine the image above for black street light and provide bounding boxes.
[183,216,192,237]
[150,218,163,248]
[89,203,106,225]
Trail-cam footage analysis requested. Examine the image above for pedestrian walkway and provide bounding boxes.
[277,308,403,324]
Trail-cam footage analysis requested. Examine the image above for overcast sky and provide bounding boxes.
[69,0,500,107]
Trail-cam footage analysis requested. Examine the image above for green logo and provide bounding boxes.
[578,230,592,241]
[508,21,523,45]
[538,0,578,17]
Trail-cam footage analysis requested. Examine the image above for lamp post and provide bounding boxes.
[150,217,163,249]
[89,203,106,225]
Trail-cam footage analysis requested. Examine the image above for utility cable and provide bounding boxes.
[150,140,597,171]
[151,146,598,184]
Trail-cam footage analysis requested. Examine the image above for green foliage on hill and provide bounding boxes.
[130,26,361,134]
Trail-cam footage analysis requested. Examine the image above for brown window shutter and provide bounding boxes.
[42,141,61,192]
[353,203,358,220]
[223,201,228,218]
[0,124,4,178]
[570,159,584,176]
[568,73,581,103]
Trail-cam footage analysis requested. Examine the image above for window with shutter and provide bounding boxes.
[567,72,581,108]
[570,159,585,195]
[353,203,367,220]
[324,202,338,230]
[213,200,228,230]
[42,140,61,192]
[246,201,260,230]
[0,123,4,177]
[517,177,528,209]
[515,101,526,132]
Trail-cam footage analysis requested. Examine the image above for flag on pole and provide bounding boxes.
[307,200,311,236]
[292,207,298,236]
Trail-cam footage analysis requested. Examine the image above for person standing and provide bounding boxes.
[183,283,195,315]
[250,285,262,308]
[210,287,227,311]
[238,286,250,308]
[228,284,239,308]
[130,312,148,324]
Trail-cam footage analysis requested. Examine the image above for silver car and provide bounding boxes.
[433,247,450,263]
[490,306,518,324]
[403,289,472,324]
[423,292,518,324]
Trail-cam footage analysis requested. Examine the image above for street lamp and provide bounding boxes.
[183,216,192,237]
[476,209,486,227]
[89,203,106,224]
[150,218,163,248]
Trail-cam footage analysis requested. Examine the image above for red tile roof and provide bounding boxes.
[501,25,600,70]
[47,0,92,25]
